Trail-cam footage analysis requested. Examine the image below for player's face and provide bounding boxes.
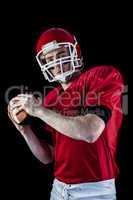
[44,47,71,77]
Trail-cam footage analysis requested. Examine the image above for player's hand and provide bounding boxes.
[9,94,42,118]
[7,103,31,135]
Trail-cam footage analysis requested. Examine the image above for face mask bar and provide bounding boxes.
[36,42,83,82]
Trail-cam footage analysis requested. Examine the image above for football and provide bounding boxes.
[12,109,28,124]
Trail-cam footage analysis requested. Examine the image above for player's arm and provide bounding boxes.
[8,105,54,164]
[21,127,54,164]
[35,106,109,143]
[10,94,110,143]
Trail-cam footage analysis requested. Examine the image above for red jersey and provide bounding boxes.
[43,65,124,184]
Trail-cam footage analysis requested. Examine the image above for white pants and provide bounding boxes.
[50,178,116,200]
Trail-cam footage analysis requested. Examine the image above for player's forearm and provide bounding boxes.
[21,127,53,164]
[35,107,105,143]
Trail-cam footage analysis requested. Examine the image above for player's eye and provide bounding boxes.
[57,53,67,59]
[46,58,54,63]
[50,67,55,70]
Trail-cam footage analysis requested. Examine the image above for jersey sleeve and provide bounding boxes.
[86,105,112,123]
[84,66,124,118]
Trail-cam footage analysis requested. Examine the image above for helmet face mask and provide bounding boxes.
[36,41,82,82]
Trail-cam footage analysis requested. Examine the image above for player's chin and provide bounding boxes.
[62,75,73,83]
[67,72,80,82]
[58,79,67,84]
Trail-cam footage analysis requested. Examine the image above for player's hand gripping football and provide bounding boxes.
[7,94,42,134]
[7,102,30,135]
[9,94,42,118]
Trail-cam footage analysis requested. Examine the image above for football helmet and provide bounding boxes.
[35,28,83,82]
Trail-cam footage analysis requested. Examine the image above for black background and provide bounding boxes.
[1,3,129,200]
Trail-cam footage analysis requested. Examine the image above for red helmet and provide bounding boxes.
[35,28,83,82]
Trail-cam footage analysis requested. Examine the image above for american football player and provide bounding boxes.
[8,28,124,200]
